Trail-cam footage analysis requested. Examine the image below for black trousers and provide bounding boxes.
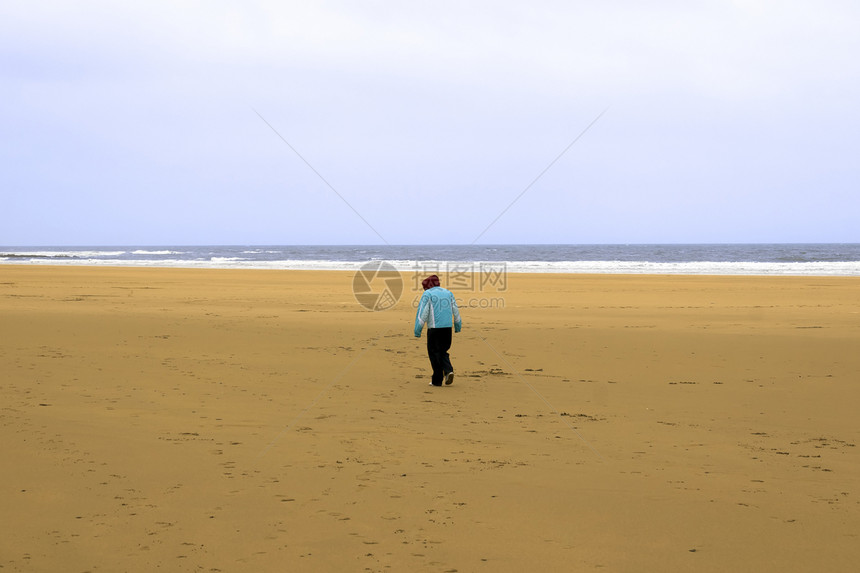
[426,327,453,386]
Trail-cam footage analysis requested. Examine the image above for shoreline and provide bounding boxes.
[4,243,860,277]
[4,262,860,277]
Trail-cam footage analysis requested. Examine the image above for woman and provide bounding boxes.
[413,275,462,386]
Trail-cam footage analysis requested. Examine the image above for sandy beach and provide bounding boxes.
[2,265,859,572]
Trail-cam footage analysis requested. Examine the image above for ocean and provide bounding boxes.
[1,244,860,275]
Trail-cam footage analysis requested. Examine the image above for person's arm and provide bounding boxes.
[451,293,462,333]
[414,293,430,337]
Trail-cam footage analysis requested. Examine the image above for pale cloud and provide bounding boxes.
[2,1,858,244]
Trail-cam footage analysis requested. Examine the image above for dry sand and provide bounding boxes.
[1,265,859,572]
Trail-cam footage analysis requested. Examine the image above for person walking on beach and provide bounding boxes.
[414,274,462,386]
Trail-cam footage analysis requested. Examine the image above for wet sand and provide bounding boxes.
[2,266,859,572]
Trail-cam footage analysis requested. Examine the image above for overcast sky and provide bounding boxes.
[2,1,858,245]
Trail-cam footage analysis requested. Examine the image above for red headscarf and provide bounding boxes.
[422,274,441,290]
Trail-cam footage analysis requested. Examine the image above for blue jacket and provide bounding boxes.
[414,286,462,337]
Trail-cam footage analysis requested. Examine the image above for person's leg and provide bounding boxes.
[438,327,453,375]
[426,329,444,385]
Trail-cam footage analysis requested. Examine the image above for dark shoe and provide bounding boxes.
[444,371,454,385]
